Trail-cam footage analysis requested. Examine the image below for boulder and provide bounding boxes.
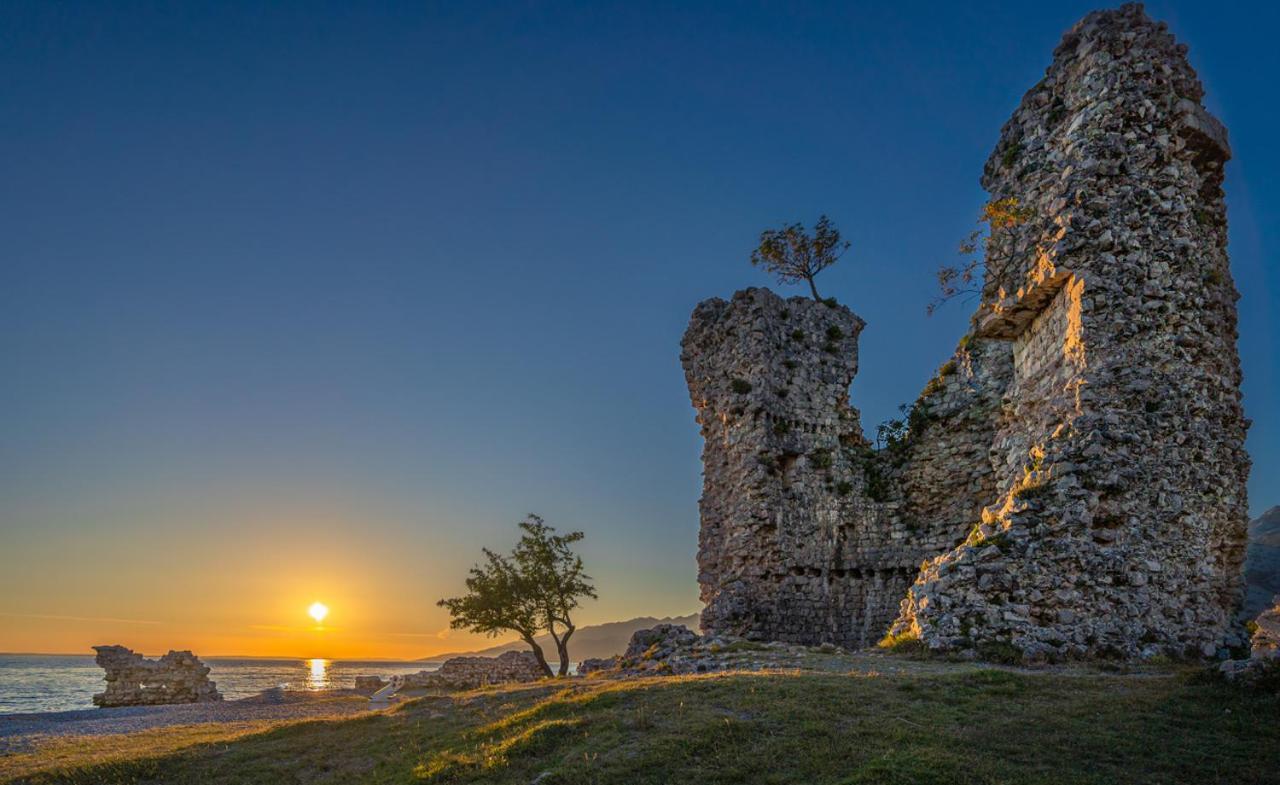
[354,675,389,695]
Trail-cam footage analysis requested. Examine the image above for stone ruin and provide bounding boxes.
[387,650,545,692]
[681,4,1250,662]
[92,645,222,707]
[1221,597,1280,683]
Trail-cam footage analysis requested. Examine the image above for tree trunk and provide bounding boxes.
[556,626,575,677]
[546,627,564,677]
[807,275,822,301]
[522,635,554,678]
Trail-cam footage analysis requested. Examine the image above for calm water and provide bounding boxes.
[0,654,438,715]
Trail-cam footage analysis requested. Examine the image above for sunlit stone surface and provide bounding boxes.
[682,3,1249,662]
[91,645,222,707]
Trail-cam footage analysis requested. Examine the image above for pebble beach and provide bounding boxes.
[0,690,380,755]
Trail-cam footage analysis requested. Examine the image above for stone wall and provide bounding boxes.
[92,645,222,707]
[682,288,950,649]
[391,650,544,691]
[682,4,1250,661]
[891,2,1249,661]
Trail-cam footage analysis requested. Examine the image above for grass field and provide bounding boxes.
[6,662,1279,784]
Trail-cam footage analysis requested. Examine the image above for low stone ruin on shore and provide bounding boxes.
[580,623,844,677]
[92,645,222,707]
[370,650,546,694]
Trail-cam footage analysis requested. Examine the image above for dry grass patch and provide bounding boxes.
[8,666,1280,784]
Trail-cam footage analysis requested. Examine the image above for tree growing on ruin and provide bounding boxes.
[929,197,1036,316]
[438,514,596,677]
[750,215,850,301]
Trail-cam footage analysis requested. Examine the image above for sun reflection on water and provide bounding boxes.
[306,658,329,690]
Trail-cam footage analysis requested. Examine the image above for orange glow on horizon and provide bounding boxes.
[0,504,699,660]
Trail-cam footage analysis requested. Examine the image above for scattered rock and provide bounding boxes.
[389,650,544,691]
[576,657,617,675]
[354,676,388,695]
[583,625,821,677]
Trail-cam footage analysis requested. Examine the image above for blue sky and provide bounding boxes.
[1,1,1276,646]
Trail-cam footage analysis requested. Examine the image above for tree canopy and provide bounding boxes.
[437,514,596,677]
[750,215,850,301]
[929,197,1035,316]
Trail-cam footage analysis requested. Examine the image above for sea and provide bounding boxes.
[0,654,439,715]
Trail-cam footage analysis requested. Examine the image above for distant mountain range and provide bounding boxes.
[418,613,701,663]
[1246,506,1280,618]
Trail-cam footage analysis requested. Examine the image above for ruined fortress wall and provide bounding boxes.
[892,3,1250,660]
[682,288,918,648]
[893,338,1013,545]
[683,4,1249,661]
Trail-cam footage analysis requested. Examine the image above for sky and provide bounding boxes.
[1,1,1276,659]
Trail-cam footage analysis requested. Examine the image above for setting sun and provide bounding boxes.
[308,602,329,624]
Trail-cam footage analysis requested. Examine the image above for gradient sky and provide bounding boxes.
[2,1,1276,659]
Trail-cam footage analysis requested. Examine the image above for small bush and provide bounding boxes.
[878,630,924,655]
[825,325,844,341]
[1194,208,1218,228]
[773,421,791,436]
[783,359,798,370]
[1001,143,1021,168]
[976,641,1023,665]
[822,297,839,308]
[835,481,853,496]
[984,532,1013,553]
[1013,481,1051,502]
[854,446,892,502]
[823,342,839,354]
[906,402,933,435]
[731,378,753,394]
[790,329,805,342]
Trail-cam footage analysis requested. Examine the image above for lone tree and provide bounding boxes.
[750,215,850,301]
[929,197,1036,316]
[438,514,596,677]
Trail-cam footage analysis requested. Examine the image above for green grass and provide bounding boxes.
[7,667,1280,784]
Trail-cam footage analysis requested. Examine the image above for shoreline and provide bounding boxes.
[0,689,382,755]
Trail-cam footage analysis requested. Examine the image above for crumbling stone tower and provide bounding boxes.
[682,4,1250,661]
[681,289,881,646]
[891,3,1250,660]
